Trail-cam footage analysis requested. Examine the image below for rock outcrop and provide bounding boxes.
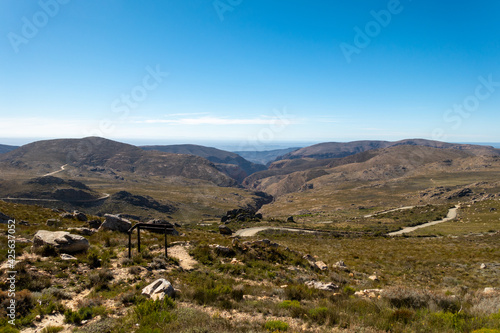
[220,208,262,223]
[142,279,175,300]
[219,225,233,235]
[99,214,132,233]
[32,230,90,254]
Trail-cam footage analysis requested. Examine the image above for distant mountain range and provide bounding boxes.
[277,139,499,160]
[0,137,236,187]
[233,147,300,165]
[2,137,500,219]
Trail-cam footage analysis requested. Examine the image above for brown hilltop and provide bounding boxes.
[0,137,236,187]
[277,138,499,161]
[141,144,266,183]
[245,143,500,198]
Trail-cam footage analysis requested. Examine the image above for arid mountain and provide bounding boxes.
[141,144,266,183]
[0,137,236,187]
[0,144,18,154]
[244,144,500,198]
[234,147,301,165]
[277,139,499,161]
[0,137,275,220]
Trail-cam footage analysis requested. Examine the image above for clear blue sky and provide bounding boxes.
[1,0,500,148]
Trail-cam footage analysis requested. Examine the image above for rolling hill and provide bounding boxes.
[141,144,266,183]
[0,137,272,220]
[277,139,500,161]
[244,143,500,202]
[0,144,18,154]
[0,137,236,187]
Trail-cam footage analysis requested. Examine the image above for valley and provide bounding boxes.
[0,137,499,332]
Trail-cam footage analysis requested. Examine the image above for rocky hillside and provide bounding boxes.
[141,144,266,183]
[277,139,500,161]
[0,137,236,187]
[244,144,500,198]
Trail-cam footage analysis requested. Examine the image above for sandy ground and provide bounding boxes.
[168,245,197,270]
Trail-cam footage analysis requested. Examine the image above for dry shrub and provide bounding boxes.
[382,286,460,312]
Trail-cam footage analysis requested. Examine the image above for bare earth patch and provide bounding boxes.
[168,245,198,270]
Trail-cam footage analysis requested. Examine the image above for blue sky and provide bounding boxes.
[1,0,500,148]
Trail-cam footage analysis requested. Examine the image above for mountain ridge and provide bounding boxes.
[141,144,266,182]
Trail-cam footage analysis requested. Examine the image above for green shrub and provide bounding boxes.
[284,285,313,301]
[278,300,301,309]
[87,269,114,291]
[0,290,34,319]
[64,304,107,325]
[87,251,101,269]
[37,244,58,257]
[133,297,176,332]
[14,262,51,292]
[308,307,329,324]
[430,312,469,332]
[41,326,64,333]
[343,286,356,295]
[264,320,289,331]
[0,326,20,333]
[390,308,415,324]
[230,285,245,302]
[382,286,430,309]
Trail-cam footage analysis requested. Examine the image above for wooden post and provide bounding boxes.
[164,226,168,258]
[128,232,132,259]
[137,226,141,253]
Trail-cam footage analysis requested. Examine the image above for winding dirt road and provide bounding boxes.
[234,205,460,237]
[43,164,68,177]
[387,205,460,236]
[233,226,319,237]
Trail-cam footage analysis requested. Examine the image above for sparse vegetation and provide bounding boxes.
[1,140,500,332]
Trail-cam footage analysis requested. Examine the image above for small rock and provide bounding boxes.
[46,219,62,227]
[60,253,78,260]
[368,275,379,281]
[218,225,233,235]
[483,287,499,295]
[16,237,32,244]
[214,245,233,256]
[286,216,295,223]
[334,260,349,270]
[88,219,102,229]
[305,280,339,291]
[355,289,383,298]
[142,279,175,300]
[60,212,74,219]
[74,211,88,222]
[68,227,95,236]
[230,258,244,265]
[480,263,487,269]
